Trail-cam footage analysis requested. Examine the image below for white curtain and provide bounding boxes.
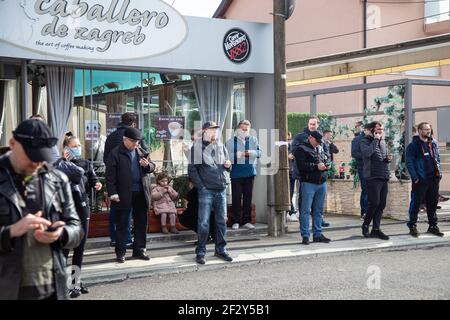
[192,76,233,129]
[46,66,75,139]
[1,81,18,145]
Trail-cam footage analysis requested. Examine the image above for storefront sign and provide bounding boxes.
[155,116,185,140]
[85,119,100,140]
[0,0,187,60]
[223,28,251,64]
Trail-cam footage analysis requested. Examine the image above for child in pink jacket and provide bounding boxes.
[151,173,179,234]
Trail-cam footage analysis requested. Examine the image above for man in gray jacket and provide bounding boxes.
[188,121,233,265]
[360,121,392,240]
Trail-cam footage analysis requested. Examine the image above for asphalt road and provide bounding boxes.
[79,245,450,300]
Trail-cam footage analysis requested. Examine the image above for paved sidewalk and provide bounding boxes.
[80,213,450,286]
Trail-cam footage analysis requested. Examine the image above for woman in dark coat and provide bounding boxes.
[54,132,102,298]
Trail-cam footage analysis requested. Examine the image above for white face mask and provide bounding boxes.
[237,129,249,139]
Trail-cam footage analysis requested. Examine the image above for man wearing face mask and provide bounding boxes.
[226,120,261,230]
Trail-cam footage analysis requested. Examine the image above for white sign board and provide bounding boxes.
[85,119,99,140]
[0,0,187,60]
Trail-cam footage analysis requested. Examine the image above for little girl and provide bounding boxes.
[151,173,179,234]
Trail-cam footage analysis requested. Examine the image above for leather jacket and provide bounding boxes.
[0,155,83,300]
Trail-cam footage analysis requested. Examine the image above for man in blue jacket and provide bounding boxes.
[405,122,444,238]
[226,120,261,230]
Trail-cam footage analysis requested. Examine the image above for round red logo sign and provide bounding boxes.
[223,28,251,64]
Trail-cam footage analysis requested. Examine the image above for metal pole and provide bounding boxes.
[20,60,28,121]
[272,0,290,237]
[404,80,413,146]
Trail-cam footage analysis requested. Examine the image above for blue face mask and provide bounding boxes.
[69,147,82,158]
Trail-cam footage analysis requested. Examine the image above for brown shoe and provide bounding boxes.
[170,226,180,234]
[161,226,169,234]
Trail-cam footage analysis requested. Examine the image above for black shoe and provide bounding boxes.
[409,226,420,238]
[132,252,150,261]
[313,235,331,243]
[69,288,81,299]
[196,255,205,265]
[427,226,444,237]
[371,229,389,240]
[321,221,330,227]
[79,283,89,294]
[214,252,233,262]
[362,224,370,238]
[436,205,442,209]
[116,256,125,263]
[301,237,310,245]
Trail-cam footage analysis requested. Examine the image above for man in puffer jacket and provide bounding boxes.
[405,122,444,238]
[360,121,392,240]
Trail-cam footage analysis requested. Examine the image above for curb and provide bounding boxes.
[82,236,450,286]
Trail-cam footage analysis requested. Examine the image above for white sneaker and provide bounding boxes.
[242,223,256,230]
[231,223,239,230]
[287,214,298,222]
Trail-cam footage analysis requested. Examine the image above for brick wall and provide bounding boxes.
[325,179,411,221]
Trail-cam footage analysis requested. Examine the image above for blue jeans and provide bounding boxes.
[196,188,227,257]
[300,182,326,238]
[109,206,133,243]
[358,166,368,216]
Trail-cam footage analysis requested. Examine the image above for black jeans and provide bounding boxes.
[407,178,439,228]
[364,179,388,231]
[114,191,148,257]
[231,176,255,225]
[63,193,90,270]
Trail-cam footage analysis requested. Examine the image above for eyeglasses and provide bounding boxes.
[13,132,58,148]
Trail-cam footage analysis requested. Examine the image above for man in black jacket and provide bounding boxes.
[0,119,83,300]
[291,116,331,227]
[294,131,331,245]
[351,121,369,219]
[360,121,392,240]
[103,112,148,247]
[106,127,155,263]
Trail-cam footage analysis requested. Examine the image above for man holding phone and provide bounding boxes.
[360,121,392,240]
[0,119,83,300]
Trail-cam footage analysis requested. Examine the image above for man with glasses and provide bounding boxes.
[0,119,83,300]
[406,122,444,238]
[105,127,155,263]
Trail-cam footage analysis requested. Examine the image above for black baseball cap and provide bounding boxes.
[12,119,58,162]
[124,127,142,141]
[310,131,323,143]
[202,121,220,130]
